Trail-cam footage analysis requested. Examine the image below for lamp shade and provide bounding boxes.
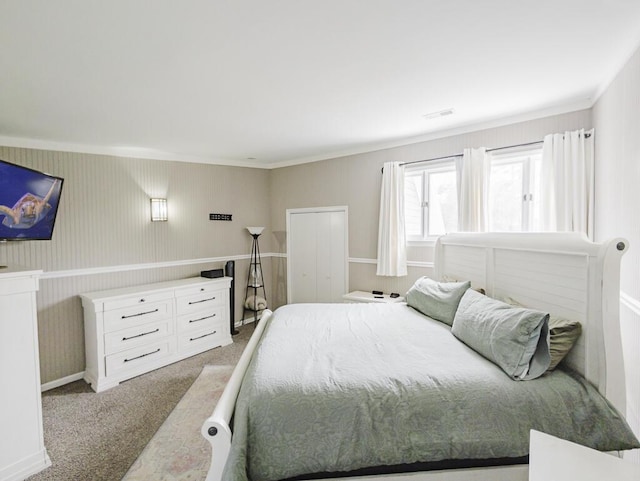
[150,198,168,222]
[246,226,264,236]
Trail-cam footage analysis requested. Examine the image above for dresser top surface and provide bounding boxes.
[0,265,42,279]
[80,276,231,302]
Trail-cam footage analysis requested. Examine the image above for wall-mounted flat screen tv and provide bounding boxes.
[0,159,64,241]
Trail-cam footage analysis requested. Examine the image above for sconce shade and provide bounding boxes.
[150,198,168,222]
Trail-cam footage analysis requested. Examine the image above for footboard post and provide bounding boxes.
[201,309,273,481]
[202,419,233,481]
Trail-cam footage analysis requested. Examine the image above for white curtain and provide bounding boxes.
[539,128,594,238]
[376,162,407,276]
[456,147,490,232]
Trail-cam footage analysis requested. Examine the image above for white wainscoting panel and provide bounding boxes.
[620,291,640,464]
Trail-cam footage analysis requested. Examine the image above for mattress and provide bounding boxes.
[222,303,639,481]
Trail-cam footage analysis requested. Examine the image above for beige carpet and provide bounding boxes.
[122,365,234,481]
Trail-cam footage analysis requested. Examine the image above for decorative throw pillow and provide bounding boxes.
[547,317,582,370]
[503,297,582,371]
[405,277,470,326]
[452,289,551,380]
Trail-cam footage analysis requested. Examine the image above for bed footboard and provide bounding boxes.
[201,309,273,481]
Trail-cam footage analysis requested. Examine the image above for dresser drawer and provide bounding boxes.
[176,306,224,333]
[103,291,171,311]
[175,282,220,298]
[103,300,173,333]
[104,319,173,355]
[177,321,225,353]
[105,338,175,377]
[176,290,225,315]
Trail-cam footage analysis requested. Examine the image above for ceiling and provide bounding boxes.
[1,1,640,169]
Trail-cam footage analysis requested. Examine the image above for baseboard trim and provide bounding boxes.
[41,372,85,392]
[235,317,257,328]
[0,448,51,481]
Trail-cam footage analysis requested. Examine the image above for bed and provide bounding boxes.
[202,233,640,481]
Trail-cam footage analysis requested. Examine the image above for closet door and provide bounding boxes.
[289,211,318,303]
[288,207,348,304]
[316,211,346,302]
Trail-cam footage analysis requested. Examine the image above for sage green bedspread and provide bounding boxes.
[222,303,639,481]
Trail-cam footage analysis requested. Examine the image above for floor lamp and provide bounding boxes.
[243,226,267,325]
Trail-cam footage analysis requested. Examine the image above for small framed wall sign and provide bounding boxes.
[210,213,232,221]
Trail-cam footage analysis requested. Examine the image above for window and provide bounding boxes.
[403,146,543,243]
[404,160,458,241]
[488,148,542,232]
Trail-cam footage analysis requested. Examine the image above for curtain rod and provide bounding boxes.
[384,132,592,171]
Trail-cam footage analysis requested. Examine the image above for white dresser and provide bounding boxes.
[0,267,51,481]
[81,276,232,393]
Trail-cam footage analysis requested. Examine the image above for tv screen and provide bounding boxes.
[0,159,64,241]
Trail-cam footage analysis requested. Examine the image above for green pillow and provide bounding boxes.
[452,289,551,380]
[548,317,582,370]
[503,297,582,371]
[405,277,470,326]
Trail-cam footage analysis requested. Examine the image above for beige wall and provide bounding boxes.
[0,108,606,389]
[0,147,271,384]
[593,43,640,460]
[270,109,592,303]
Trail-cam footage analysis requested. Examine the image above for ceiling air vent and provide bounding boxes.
[423,108,455,120]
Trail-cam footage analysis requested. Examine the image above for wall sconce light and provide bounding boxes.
[150,198,168,222]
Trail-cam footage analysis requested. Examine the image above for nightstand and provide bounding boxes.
[529,430,640,481]
[342,290,405,303]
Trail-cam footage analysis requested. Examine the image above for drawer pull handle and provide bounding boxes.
[124,348,160,363]
[139,298,146,303]
[121,308,159,319]
[200,288,205,291]
[122,328,160,341]
[190,331,217,341]
[189,297,215,305]
[189,313,216,323]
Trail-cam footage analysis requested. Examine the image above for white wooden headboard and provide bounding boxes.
[434,232,628,417]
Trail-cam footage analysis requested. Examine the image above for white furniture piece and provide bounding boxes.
[287,206,348,304]
[202,232,630,481]
[342,290,405,303]
[0,267,51,481]
[81,276,232,393]
[529,430,640,481]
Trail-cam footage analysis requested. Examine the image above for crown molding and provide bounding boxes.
[0,136,265,169]
[0,99,593,171]
[267,99,594,169]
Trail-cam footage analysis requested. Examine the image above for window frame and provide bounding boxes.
[403,145,544,245]
[404,158,458,245]
[487,146,542,233]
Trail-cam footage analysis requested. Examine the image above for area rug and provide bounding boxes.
[122,365,234,481]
